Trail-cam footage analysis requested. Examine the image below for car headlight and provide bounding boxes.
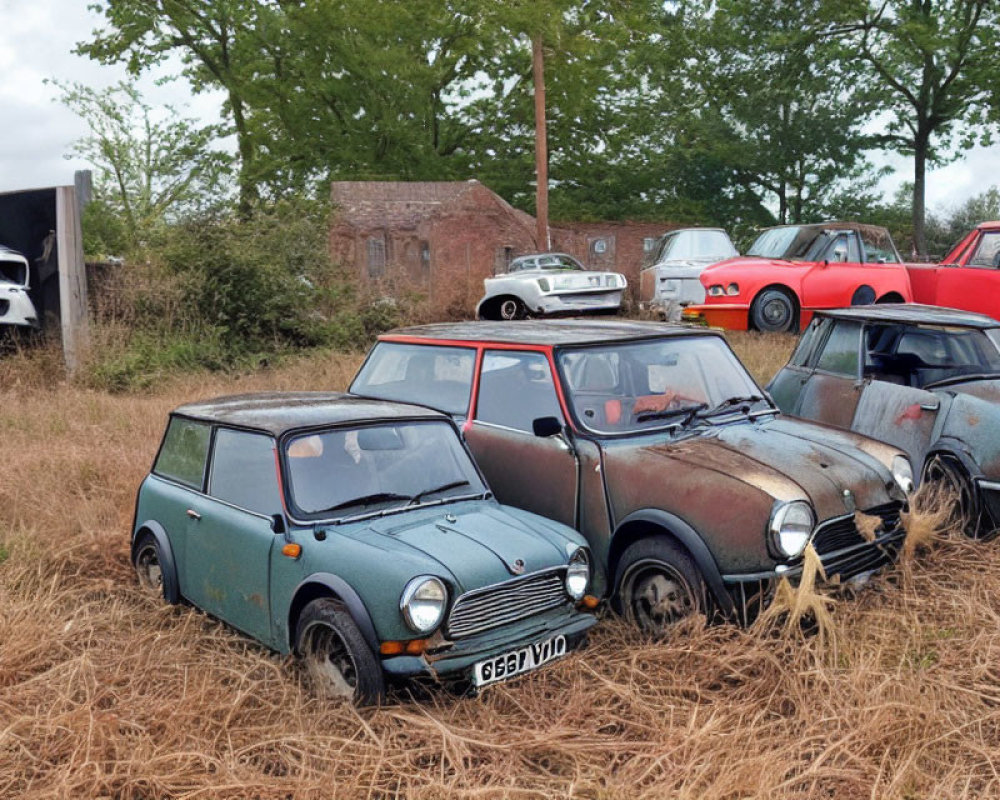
[400,576,448,633]
[726,282,740,296]
[537,278,550,292]
[564,549,590,600]
[769,500,815,558]
[892,455,914,495]
[708,284,725,296]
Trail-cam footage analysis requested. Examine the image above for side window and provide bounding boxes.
[477,351,561,432]
[969,232,1000,268]
[815,321,862,377]
[789,319,827,367]
[209,429,281,516]
[826,234,861,263]
[861,230,899,263]
[350,343,476,416]
[154,417,211,489]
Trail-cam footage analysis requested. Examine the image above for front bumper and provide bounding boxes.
[380,605,596,681]
[682,303,750,330]
[534,290,623,316]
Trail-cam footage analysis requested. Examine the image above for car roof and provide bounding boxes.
[815,304,1000,329]
[382,319,721,347]
[0,246,27,262]
[976,220,1000,230]
[172,391,445,435]
[512,252,576,260]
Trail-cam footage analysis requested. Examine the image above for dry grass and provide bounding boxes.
[3,335,1000,798]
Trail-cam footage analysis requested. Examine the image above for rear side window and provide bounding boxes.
[789,318,827,367]
[351,342,476,416]
[209,429,282,516]
[154,417,211,489]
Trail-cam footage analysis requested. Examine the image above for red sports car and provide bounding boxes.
[907,221,1000,319]
[683,223,913,332]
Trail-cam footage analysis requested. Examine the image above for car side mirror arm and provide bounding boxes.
[271,513,288,537]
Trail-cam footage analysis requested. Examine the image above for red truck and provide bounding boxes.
[684,221,1000,332]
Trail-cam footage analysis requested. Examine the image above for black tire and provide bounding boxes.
[614,536,706,636]
[498,297,527,321]
[296,598,385,705]
[133,533,168,601]
[750,288,797,332]
[851,285,876,305]
[921,454,987,539]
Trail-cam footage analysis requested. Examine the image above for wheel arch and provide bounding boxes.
[609,509,733,616]
[476,294,524,320]
[851,285,877,305]
[921,440,981,485]
[749,283,800,331]
[288,573,380,656]
[132,520,181,605]
[875,291,905,304]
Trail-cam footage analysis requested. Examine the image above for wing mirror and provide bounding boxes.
[270,513,287,536]
[532,416,563,437]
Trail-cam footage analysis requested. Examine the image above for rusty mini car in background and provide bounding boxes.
[131,392,596,704]
[768,304,1000,538]
[350,321,914,633]
[476,252,626,320]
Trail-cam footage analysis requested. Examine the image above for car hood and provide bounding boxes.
[333,500,579,596]
[703,256,802,275]
[604,416,897,523]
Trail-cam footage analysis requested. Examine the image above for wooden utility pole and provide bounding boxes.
[532,34,550,251]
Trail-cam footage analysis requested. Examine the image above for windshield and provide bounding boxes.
[510,254,582,272]
[284,420,486,520]
[747,227,802,259]
[557,336,767,435]
[0,257,27,286]
[659,230,737,261]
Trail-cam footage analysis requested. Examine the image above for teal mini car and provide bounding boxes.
[131,392,597,704]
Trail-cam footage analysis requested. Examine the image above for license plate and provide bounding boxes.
[472,635,567,688]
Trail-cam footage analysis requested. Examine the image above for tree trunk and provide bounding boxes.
[532,35,549,251]
[912,129,929,259]
[230,92,259,219]
[778,184,787,225]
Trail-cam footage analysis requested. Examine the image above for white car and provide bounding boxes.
[476,253,626,320]
[639,228,738,320]
[0,247,38,328]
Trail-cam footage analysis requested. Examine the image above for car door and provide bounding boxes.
[183,428,283,643]
[850,381,939,469]
[933,230,1000,318]
[464,350,578,527]
[794,319,865,429]
[800,232,866,308]
[767,317,829,413]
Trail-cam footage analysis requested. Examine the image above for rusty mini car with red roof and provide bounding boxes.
[349,320,915,633]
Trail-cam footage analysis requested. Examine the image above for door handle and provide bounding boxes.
[919,402,939,411]
[186,509,202,520]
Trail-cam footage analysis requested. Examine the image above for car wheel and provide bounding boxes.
[498,297,527,321]
[615,536,705,636]
[296,598,386,705]
[921,454,987,539]
[133,533,167,600]
[750,288,797,332]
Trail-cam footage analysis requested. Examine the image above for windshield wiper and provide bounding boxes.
[698,395,765,418]
[408,480,471,505]
[635,403,707,425]
[319,492,410,514]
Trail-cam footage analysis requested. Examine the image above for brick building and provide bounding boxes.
[330,179,676,308]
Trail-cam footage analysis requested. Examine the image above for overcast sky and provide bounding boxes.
[2,0,998,217]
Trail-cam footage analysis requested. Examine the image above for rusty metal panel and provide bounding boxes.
[850,381,938,468]
[797,373,861,429]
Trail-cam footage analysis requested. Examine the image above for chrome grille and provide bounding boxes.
[446,568,569,639]
[812,501,903,555]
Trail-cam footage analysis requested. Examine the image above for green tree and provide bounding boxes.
[55,80,230,252]
[829,0,1000,256]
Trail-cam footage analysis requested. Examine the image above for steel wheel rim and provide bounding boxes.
[302,622,359,700]
[499,299,520,320]
[135,544,163,596]
[621,558,696,635]
[762,297,791,327]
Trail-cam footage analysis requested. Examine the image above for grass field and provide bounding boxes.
[2,331,999,798]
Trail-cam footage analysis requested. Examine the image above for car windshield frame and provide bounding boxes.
[279,417,489,524]
[553,334,774,438]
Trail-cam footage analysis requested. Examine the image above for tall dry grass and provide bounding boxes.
[3,335,999,798]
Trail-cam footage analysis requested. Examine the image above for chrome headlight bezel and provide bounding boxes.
[400,576,448,633]
[769,500,815,558]
[892,455,915,496]
[564,548,590,600]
